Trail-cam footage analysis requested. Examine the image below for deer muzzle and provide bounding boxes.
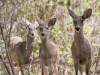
[41,33,46,37]
[75,26,80,31]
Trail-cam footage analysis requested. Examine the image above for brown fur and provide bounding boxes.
[36,16,59,75]
[9,36,22,48]
[68,8,93,75]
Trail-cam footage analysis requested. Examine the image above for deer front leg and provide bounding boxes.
[86,63,89,75]
[48,61,53,75]
[41,64,44,75]
[74,62,78,75]
[79,65,83,75]
[41,64,48,75]
[54,63,58,75]
[85,61,91,75]
[18,63,24,75]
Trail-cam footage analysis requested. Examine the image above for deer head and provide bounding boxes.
[23,18,39,37]
[36,16,56,40]
[67,8,92,32]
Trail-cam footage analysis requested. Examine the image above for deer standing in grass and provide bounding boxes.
[9,18,38,75]
[36,16,59,75]
[67,8,93,75]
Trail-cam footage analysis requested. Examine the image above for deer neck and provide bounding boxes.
[74,28,84,45]
[41,35,49,44]
[41,35,50,51]
[26,34,35,50]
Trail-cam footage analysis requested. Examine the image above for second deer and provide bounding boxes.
[67,8,93,75]
[8,18,38,75]
[36,16,59,75]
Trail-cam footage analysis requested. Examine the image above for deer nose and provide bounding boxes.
[41,33,45,36]
[31,33,34,36]
[75,26,80,31]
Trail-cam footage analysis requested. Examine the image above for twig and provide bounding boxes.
[0,55,11,75]
[0,24,13,75]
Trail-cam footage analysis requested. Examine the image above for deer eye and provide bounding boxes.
[36,27,37,30]
[81,19,84,23]
[39,27,42,30]
[29,28,31,30]
[73,20,77,24]
[46,27,48,29]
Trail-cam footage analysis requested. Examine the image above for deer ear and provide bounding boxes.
[36,16,42,26]
[82,9,92,19]
[34,21,39,27]
[22,17,31,26]
[67,8,77,19]
[48,18,56,26]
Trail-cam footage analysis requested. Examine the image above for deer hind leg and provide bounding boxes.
[74,63,78,75]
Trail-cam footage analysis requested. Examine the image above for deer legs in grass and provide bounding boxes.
[41,64,48,75]
[41,61,58,75]
[74,62,83,75]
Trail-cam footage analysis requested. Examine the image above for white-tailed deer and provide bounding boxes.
[36,16,59,75]
[8,18,38,75]
[67,8,93,75]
